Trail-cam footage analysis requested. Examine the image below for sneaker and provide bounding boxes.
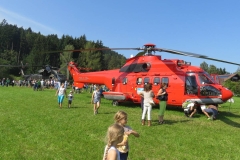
[208,117,213,120]
[158,121,165,125]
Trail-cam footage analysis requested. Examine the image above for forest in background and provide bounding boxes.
[0,19,126,79]
[0,19,239,78]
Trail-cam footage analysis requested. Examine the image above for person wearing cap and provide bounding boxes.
[68,90,74,108]
[184,101,198,118]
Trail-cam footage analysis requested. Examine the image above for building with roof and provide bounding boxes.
[212,73,240,84]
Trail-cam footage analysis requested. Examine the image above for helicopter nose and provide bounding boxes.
[221,87,233,101]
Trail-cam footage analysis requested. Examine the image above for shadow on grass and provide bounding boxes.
[98,112,116,115]
[62,106,89,109]
[150,119,191,126]
[218,111,240,128]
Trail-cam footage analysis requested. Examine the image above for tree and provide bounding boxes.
[200,61,208,72]
[223,80,240,96]
[236,66,240,74]
[208,65,218,74]
[0,19,8,26]
[60,45,74,80]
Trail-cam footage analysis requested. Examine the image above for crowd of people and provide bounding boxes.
[0,77,66,90]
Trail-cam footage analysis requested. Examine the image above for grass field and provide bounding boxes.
[1,86,240,160]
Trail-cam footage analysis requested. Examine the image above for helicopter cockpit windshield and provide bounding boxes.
[185,72,221,96]
[198,72,214,84]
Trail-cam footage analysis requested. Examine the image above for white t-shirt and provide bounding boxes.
[187,103,195,109]
[200,105,206,110]
[140,91,154,105]
[103,146,120,160]
[58,87,65,96]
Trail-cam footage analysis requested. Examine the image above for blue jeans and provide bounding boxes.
[204,108,218,117]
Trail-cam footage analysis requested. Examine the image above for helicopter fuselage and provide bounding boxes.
[68,55,233,106]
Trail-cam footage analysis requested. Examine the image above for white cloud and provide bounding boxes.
[0,6,61,36]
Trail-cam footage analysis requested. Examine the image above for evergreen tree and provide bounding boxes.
[60,45,74,80]
[200,61,208,72]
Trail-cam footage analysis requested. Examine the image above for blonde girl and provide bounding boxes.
[114,111,140,160]
[103,123,124,160]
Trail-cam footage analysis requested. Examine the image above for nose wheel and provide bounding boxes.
[112,100,119,106]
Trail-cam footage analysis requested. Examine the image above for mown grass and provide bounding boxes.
[1,86,240,160]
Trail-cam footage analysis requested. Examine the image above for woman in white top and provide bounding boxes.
[103,123,124,160]
[138,83,155,126]
[55,83,67,109]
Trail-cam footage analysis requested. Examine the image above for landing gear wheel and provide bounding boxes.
[112,101,119,106]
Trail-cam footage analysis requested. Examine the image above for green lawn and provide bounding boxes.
[1,86,240,160]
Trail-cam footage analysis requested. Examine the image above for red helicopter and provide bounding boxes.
[67,43,239,107]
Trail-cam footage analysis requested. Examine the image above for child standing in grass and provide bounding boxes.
[68,91,74,108]
[91,85,101,115]
[114,111,140,160]
[103,123,124,160]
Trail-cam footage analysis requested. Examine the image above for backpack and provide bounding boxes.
[182,100,192,109]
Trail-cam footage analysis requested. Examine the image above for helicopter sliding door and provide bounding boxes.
[185,73,198,95]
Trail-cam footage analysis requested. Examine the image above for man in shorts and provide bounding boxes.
[201,104,218,120]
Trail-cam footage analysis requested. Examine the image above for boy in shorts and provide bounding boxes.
[68,91,74,108]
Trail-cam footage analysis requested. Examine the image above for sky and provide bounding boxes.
[1,0,240,73]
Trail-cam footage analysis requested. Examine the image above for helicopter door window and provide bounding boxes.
[122,77,127,85]
[153,77,160,85]
[161,77,169,86]
[112,78,115,86]
[137,77,142,85]
[185,75,198,95]
[144,77,150,85]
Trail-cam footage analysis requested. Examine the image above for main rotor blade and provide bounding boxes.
[46,47,141,54]
[200,57,240,66]
[154,48,240,66]
[154,48,207,58]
